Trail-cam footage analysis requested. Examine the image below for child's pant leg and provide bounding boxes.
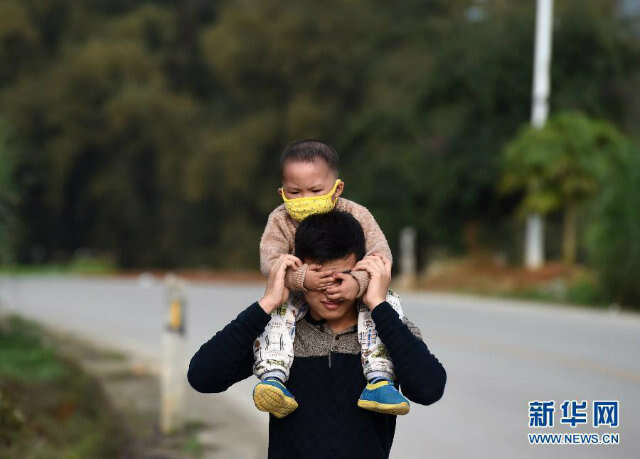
[358,289,405,382]
[252,301,304,382]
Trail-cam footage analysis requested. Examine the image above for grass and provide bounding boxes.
[418,257,616,310]
[0,315,130,459]
[180,420,209,458]
[507,276,608,308]
[0,255,116,276]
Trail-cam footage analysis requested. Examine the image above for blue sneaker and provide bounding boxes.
[253,378,299,418]
[357,379,410,415]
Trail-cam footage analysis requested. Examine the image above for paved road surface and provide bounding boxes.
[1,275,638,459]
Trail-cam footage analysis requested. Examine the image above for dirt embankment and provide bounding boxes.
[0,315,209,459]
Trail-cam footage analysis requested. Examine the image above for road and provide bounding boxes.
[1,275,638,458]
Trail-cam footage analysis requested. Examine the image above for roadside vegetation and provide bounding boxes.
[0,314,210,459]
[0,315,129,459]
[0,254,116,275]
[419,257,607,308]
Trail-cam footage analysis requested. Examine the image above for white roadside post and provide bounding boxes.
[161,274,187,434]
[399,226,417,288]
[525,0,554,270]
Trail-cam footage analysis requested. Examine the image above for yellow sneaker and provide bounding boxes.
[253,378,299,419]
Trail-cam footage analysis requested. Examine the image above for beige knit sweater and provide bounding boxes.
[259,197,393,297]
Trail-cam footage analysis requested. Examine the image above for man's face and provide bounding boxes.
[303,254,358,323]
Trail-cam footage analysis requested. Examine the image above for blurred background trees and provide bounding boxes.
[500,112,630,266]
[0,120,20,264]
[585,142,640,307]
[0,0,639,305]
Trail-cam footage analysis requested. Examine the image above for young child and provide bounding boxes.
[253,139,408,418]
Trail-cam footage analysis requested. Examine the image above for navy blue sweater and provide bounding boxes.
[187,301,446,459]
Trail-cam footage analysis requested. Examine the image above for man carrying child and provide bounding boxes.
[188,208,446,459]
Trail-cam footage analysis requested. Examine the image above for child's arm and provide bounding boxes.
[259,209,308,291]
[350,207,393,297]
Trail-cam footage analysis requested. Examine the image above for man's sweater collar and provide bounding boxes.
[303,309,358,336]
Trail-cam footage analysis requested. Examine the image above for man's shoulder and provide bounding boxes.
[335,198,374,219]
[385,289,423,340]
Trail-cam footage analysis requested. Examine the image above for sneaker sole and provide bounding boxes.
[357,399,410,415]
[253,384,299,419]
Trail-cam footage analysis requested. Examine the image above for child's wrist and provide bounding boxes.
[293,263,309,291]
[349,272,366,298]
[345,274,360,298]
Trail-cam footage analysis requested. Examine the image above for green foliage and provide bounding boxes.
[0,0,639,270]
[0,315,129,458]
[500,111,631,264]
[0,316,66,382]
[0,121,20,265]
[564,275,607,306]
[585,147,640,308]
[501,112,628,216]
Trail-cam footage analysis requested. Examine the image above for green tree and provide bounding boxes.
[0,120,19,264]
[586,146,640,309]
[1,3,204,266]
[0,0,639,270]
[500,112,629,265]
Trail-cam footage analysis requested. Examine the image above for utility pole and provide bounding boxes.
[399,226,417,288]
[525,0,554,270]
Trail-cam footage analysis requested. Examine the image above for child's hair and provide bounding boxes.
[295,210,365,263]
[280,139,339,175]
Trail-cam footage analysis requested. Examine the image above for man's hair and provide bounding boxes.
[280,139,339,175]
[295,210,365,263]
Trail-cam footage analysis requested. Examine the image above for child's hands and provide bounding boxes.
[324,272,359,302]
[259,254,302,313]
[304,264,335,291]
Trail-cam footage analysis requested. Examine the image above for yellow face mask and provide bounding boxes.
[280,179,342,222]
